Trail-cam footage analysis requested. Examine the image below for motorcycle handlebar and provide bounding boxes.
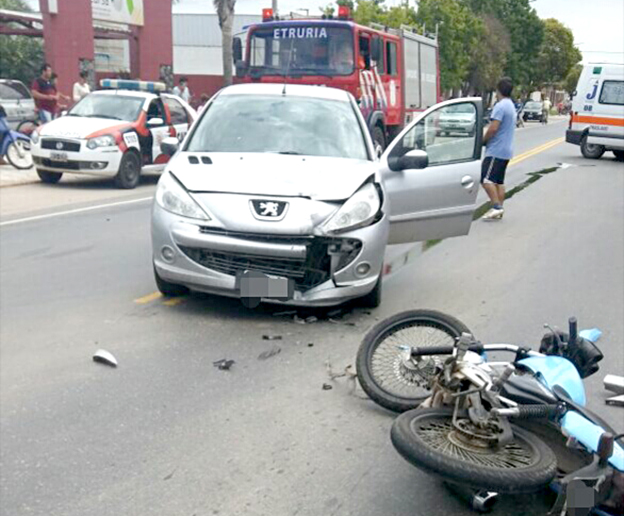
[410,343,543,358]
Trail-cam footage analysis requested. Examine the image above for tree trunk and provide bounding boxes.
[221,10,234,86]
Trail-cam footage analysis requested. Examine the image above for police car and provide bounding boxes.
[30,80,197,188]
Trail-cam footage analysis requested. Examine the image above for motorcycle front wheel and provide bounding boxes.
[356,310,471,412]
[6,140,33,169]
[391,408,558,494]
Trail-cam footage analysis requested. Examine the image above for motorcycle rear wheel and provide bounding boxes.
[391,408,558,494]
[356,310,471,412]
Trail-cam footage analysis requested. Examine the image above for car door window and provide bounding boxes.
[164,97,189,125]
[147,100,165,125]
[389,102,478,167]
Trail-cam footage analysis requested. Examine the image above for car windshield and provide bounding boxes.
[68,94,144,122]
[186,93,369,160]
[525,101,542,109]
[248,25,354,77]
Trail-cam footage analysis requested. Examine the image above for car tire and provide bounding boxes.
[581,136,605,159]
[358,274,382,309]
[371,126,386,157]
[36,169,62,184]
[114,151,141,189]
[613,150,624,161]
[17,119,39,137]
[154,265,189,297]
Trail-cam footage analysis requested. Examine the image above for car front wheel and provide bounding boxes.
[37,169,63,184]
[358,274,382,308]
[154,266,189,297]
[114,151,141,189]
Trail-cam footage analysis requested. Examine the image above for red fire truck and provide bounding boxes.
[232,5,440,152]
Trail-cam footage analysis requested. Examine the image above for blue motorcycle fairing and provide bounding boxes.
[518,356,586,406]
[560,411,624,471]
[0,131,30,156]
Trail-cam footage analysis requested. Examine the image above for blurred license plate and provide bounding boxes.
[50,151,68,161]
[236,270,294,301]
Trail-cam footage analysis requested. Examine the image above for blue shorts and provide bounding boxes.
[481,156,509,185]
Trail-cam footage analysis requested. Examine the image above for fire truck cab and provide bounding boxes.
[233,6,440,153]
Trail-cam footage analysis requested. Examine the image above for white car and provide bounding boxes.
[30,81,197,188]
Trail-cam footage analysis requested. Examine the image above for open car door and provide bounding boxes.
[380,98,484,244]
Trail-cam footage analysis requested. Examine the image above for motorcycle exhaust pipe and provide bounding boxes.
[444,482,499,513]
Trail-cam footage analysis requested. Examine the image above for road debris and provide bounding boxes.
[213,359,235,371]
[262,335,283,341]
[294,315,306,324]
[322,383,333,390]
[327,308,344,318]
[92,349,118,368]
[273,310,297,317]
[307,342,314,347]
[258,346,281,360]
[305,316,318,324]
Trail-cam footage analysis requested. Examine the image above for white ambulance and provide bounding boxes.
[566,63,624,160]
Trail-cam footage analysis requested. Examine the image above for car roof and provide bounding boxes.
[218,83,352,102]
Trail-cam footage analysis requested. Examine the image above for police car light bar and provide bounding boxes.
[99,79,167,93]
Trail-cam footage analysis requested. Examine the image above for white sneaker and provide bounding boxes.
[483,208,504,221]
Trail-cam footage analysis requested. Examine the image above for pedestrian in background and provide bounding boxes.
[73,71,91,103]
[197,93,210,114]
[173,77,191,103]
[481,77,516,221]
[30,63,57,123]
[542,97,551,124]
[50,73,70,118]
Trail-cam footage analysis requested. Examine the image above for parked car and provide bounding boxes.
[0,79,37,131]
[29,79,197,188]
[151,83,484,308]
[438,103,476,136]
[522,101,544,122]
[566,63,624,160]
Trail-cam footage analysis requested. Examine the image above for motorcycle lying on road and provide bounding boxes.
[356,311,624,514]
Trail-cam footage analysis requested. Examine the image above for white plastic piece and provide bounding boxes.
[93,349,118,368]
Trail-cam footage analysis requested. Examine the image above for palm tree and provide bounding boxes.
[213,0,237,86]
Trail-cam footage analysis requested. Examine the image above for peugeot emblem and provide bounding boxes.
[250,199,289,221]
[55,142,63,150]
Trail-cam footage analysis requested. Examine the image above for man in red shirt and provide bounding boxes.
[31,64,58,123]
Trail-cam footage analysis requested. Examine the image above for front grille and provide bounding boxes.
[40,158,80,170]
[181,229,361,291]
[41,139,81,152]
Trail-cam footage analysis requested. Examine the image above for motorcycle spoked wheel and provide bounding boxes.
[391,408,558,494]
[356,310,471,413]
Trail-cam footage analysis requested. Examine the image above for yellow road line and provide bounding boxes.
[163,297,184,307]
[510,137,564,167]
[134,291,162,304]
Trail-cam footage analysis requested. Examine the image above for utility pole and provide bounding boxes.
[272,0,278,17]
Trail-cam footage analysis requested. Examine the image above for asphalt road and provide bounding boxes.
[1,120,623,516]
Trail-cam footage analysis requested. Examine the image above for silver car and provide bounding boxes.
[151,84,484,307]
[0,79,36,131]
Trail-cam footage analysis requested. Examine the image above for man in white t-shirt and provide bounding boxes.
[172,77,191,103]
[72,71,91,103]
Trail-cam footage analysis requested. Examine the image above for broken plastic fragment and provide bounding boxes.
[294,315,306,324]
[262,335,283,341]
[305,316,318,324]
[93,349,118,368]
[213,359,235,371]
[322,383,333,390]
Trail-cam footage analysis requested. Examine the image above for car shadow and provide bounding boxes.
[46,173,160,191]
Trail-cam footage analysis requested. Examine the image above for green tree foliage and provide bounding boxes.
[414,0,482,92]
[536,18,582,86]
[564,63,583,95]
[0,0,44,85]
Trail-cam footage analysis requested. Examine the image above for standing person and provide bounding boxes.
[172,77,191,103]
[73,71,91,103]
[31,63,57,123]
[50,73,70,118]
[481,77,517,221]
[542,96,551,124]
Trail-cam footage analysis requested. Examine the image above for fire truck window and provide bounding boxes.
[373,37,384,73]
[386,42,397,76]
[390,103,478,166]
[359,36,371,70]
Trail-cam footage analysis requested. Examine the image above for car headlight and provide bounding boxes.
[30,129,40,144]
[86,134,116,149]
[155,172,210,220]
[323,182,381,234]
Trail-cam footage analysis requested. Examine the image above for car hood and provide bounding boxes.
[38,116,132,139]
[168,153,377,201]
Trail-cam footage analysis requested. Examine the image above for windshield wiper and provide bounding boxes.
[95,114,122,120]
[66,113,81,117]
[276,151,302,155]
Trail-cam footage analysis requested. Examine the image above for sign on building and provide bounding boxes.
[92,0,144,26]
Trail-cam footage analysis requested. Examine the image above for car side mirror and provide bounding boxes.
[60,110,68,117]
[235,60,248,78]
[147,117,164,127]
[371,37,382,63]
[233,37,243,62]
[161,137,179,156]
[388,149,429,171]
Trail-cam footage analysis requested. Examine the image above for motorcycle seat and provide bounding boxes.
[501,373,559,405]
